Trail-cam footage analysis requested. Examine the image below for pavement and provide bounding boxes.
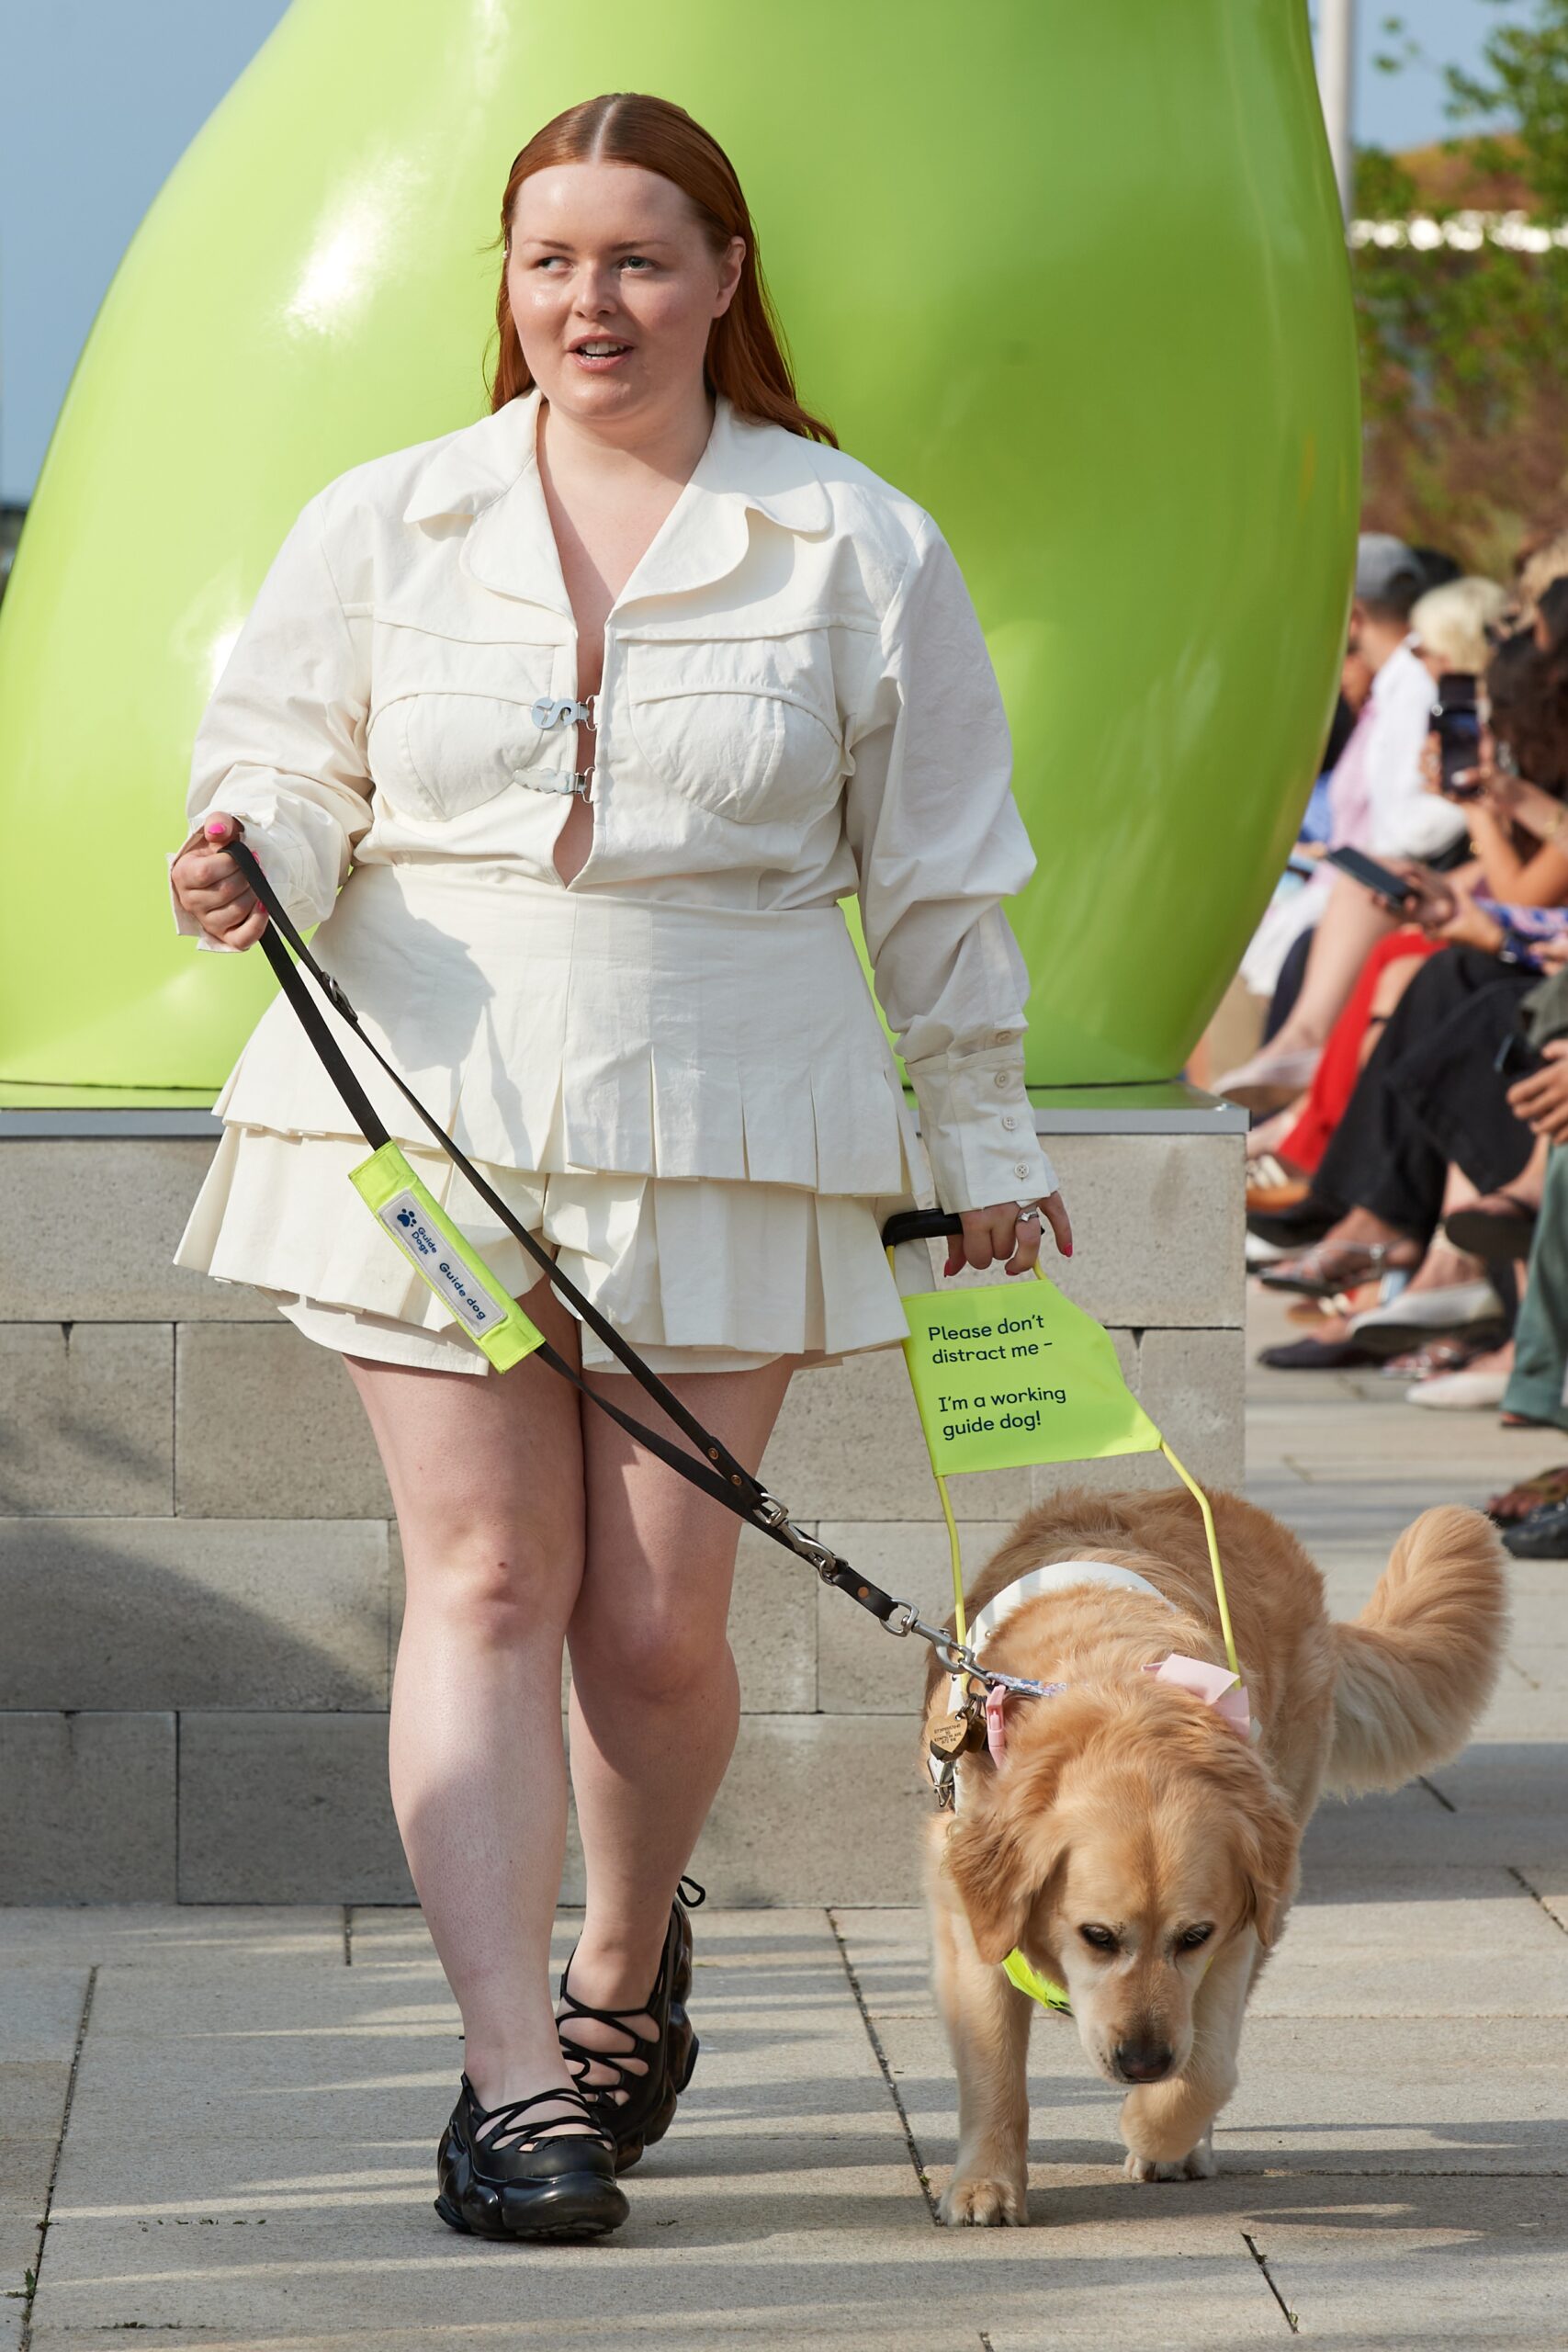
[5,1287,1568,2351]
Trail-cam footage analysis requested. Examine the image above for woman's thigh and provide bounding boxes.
[570,1355,798,1687]
[342,1269,589,1619]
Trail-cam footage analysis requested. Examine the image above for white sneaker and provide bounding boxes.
[1347,1280,1501,1340]
[1407,1370,1510,1409]
[1213,1046,1323,1108]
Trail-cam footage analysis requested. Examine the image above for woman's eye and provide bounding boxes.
[1179,1924,1213,1951]
[1078,1924,1118,1951]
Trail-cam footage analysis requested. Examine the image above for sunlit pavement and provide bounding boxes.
[6,1288,1566,2349]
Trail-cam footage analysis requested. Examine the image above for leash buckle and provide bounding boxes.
[319,973,357,1020]
[753,1489,839,1578]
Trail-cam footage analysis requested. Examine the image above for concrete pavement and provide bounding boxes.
[4,1289,1567,2349]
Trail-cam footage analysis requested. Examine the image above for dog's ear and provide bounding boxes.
[943,1805,1033,1963]
[943,1769,1067,1966]
[1232,1784,1299,1952]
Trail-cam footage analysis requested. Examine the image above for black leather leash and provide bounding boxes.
[221,836,935,1633]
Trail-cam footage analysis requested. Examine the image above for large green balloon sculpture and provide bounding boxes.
[0,0,1356,1095]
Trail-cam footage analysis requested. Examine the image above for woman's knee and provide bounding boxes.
[401,1507,585,1645]
[570,1604,731,1706]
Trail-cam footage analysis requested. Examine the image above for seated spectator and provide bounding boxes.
[1247,577,1531,1176]
[1254,623,1568,1374]
[1222,536,1475,1107]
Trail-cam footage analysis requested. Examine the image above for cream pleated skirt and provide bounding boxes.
[173,859,937,1378]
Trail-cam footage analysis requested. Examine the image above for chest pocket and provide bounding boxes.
[367,628,562,824]
[624,633,843,824]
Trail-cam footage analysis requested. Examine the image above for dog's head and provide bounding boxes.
[943,1682,1298,2086]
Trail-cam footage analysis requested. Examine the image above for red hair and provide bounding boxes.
[486,92,836,446]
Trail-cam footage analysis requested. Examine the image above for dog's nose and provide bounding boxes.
[1114,2036,1174,2083]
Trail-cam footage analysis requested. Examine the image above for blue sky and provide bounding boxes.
[0,0,1540,500]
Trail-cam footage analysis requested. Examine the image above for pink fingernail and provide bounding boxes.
[205,820,226,839]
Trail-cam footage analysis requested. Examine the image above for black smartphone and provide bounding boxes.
[1325,845,1416,904]
[1430,673,1482,798]
[1495,1028,1544,1083]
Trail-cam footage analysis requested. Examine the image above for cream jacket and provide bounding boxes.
[168,388,1057,1215]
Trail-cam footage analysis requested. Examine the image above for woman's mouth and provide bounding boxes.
[570,340,633,372]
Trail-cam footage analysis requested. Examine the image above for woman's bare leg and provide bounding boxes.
[1269,876,1398,1053]
[560,1355,797,2055]
[342,1271,589,2136]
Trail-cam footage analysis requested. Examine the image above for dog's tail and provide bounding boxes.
[1325,1505,1508,1796]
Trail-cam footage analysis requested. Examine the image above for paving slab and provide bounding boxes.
[0,1906,344,1971]
[1237,2173,1568,2343]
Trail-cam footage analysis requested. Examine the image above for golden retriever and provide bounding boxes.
[921,1484,1506,2225]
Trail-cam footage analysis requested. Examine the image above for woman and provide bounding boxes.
[165,93,1069,2242]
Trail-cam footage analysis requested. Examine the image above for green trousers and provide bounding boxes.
[1502,1144,1568,1432]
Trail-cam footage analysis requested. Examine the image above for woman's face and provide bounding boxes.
[506,162,744,429]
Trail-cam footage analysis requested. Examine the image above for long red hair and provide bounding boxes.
[486,92,836,447]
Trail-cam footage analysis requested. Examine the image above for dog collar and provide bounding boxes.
[947,1559,1175,1745]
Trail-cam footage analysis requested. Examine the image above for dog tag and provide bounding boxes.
[929,1713,973,1764]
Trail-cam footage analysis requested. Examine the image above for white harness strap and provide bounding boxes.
[950,1559,1177,1812]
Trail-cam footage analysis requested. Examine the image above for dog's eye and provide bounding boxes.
[1178,1924,1214,1951]
[1078,1924,1119,1951]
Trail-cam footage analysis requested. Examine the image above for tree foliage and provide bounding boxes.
[1358,2,1568,572]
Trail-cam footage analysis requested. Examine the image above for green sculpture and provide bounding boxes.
[0,0,1356,1095]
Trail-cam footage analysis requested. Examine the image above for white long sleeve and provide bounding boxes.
[1363,640,1467,861]
[166,495,374,951]
[843,514,1058,1214]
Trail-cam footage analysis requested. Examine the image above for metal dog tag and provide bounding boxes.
[929,1713,969,1763]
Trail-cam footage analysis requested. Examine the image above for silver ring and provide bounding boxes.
[1014,1204,1043,1227]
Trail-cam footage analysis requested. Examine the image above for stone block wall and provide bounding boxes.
[0,1114,1244,1905]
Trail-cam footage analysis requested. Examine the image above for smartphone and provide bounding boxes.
[1495,1028,1544,1082]
[1430,673,1482,798]
[1326,845,1416,904]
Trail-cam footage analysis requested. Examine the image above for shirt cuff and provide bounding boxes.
[165,822,285,955]
[904,1042,1059,1215]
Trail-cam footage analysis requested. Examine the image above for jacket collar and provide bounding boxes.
[400,387,831,617]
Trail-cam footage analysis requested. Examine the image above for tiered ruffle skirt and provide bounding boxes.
[173,860,936,1376]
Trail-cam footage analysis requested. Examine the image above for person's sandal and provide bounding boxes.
[434,2075,628,2241]
[1258,1239,1411,1299]
[557,1880,705,2177]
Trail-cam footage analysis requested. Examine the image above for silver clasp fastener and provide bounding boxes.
[514,769,594,797]
[532,695,597,730]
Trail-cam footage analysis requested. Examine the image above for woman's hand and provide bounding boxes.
[1430,873,1506,954]
[169,813,269,950]
[1508,1040,1568,1143]
[943,1191,1073,1279]
[1380,858,1452,929]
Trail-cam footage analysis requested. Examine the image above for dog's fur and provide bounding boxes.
[922,1484,1506,2225]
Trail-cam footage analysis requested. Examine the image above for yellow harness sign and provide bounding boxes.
[897,1275,1164,1478]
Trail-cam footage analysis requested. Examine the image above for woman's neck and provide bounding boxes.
[537,386,716,497]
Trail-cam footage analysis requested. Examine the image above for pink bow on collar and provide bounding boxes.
[1144,1653,1252,1737]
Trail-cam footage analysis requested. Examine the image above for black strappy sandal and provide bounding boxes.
[434,2074,629,2241]
[557,1877,705,2176]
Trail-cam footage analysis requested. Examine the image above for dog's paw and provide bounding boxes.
[1123,2132,1217,2185]
[939,2172,1028,2227]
